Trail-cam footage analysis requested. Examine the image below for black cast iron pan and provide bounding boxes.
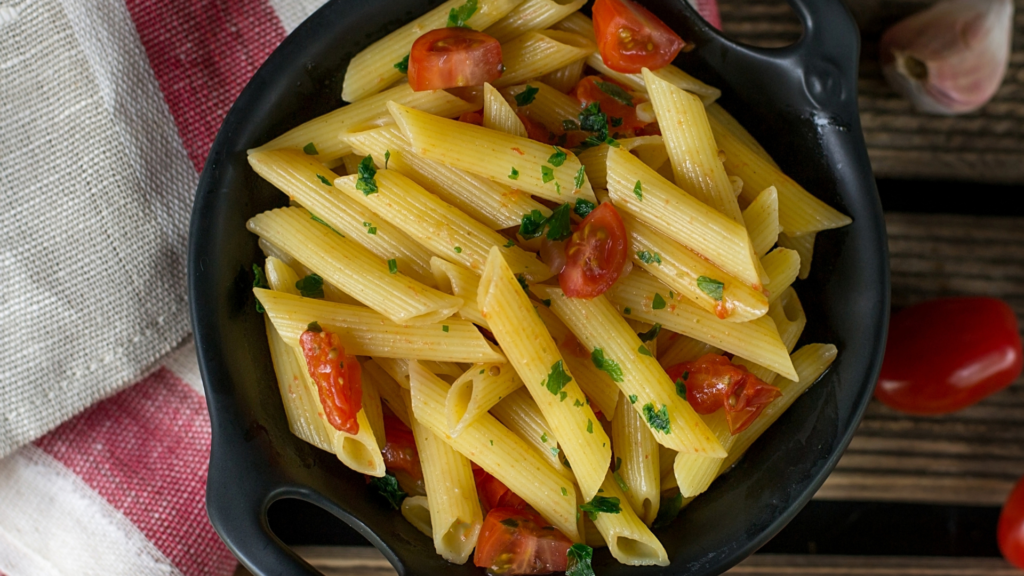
[188,0,889,573]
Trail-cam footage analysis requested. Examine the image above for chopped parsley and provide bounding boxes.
[574,166,587,191]
[303,142,318,155]
[446,0,477,28]
[543,360,573,396]
[369,474,406,510]
[636,250,662,265]
[561,487,569,496]
[555,181,562,195]
[316,174,332,186]
[310,214,343,237]
[675,376,687,400]
[595,81,634,107]
[573,398,584,407]
[586,419,593,434]
[610,116,624,128]
[637,323,661,342]
[306,321,322,333]
[541,299,552,307]
[574,197,594,218]
[442,325,449,333]
[541,432,548,443]
[652,293,667,310]
[355,155,378,195]
[551,446,561,456]
[638,344,653,357]
[515,274,530,294]
[697,275,725,301]
[252,264,269,313]
[514,84,539,107]
[453,246,462,253]
[363,220,377,235]
[394,54,409,73]
[624,307,632,315]
[548,146,567,167]
[580,496,621,520]
[387,259,398,274]
[295,273,325,298]
[519,204,573,242]
[613,456,622,472]
[652,491,684,528]
[560,391,568,402]
[643,403,671,434]
[490,439,494,446]
[504,238,516,248]
[566,544,595,576]
[509,166,520,180]
[614,471,629,493]
[562,119,580,131]
[500,518,519,528]
[590,348,624,383]
[541,165,555,183]
[578,102,607,134]
[628,394,638,404]
[384,150,391,169]
[633,180,643,201]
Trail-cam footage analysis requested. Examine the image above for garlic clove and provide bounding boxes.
[879,0,1014,115]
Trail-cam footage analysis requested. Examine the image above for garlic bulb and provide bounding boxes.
[879,0,1014,115]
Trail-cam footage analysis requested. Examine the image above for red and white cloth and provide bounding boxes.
[0,0,720,573]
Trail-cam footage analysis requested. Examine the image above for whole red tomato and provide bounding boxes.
[876,297,1022,414]
[999,475,1024,568]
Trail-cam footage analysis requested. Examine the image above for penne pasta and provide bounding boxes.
[493,31,595,88]
[248,150,436,285]
[623,214,768,323]
[260,239,361,305]
[363,358,411,427]
[409,362,581,541]
[484,0,588,42]
[534,285,725,458]
[778,232,816,280]
[341,0,522,102]
[335,170,552,281]
[658,335,722,369]
[611,393,660,525]
[743,186,781,258]
[343,125,549,231]
[446,362,524,436]
[249,83,476,164]
[540,59,586,93]
[363,373,387,450]
[479,248,611,500]
[389,102,596,204]
[430,258,489,329]
[401,496,434,538]
[491,388,573,478]
[643,68,743,223]
[588,473,669,566]
[704,103,779,169]
[604,270,797,380]
[265,319,333,452]
[255,289,504,364]
[761,248,801,306]
[248,207,461,324]
[506,81,583,133]
[577,136,669,191]
[483,83,528,137]
[606,146,764,290]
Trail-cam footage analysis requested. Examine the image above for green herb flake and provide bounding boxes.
[560,390,568,402]
[310,214,344,237]
[636,250,662,265]
[675,378,687,400]
[541,299,551,307]
[480,369,486,375]
[316,174,333,187]
[541,165,555,184]
[355,155,378,195]
[586,419,593,434]
[367,227,377,235]
[504,238,516,248]
[633,180,643,201]
[555,486,566,497]
[551,446,561,456]
[548,146,568,167]
[500,518,519,528]
[519,209,547,239]
[555,181,562,195]
[637,323,661,342]
[652,293,667,310]
[610,116,624,128]
[303,142,318,155]
[697,275,725,301]
[394,54,410,73]
[509,166,520,180]
[628,394,638,404]
[578,102,607,135]
[442,325,450,333]
[652,492,684,528]
[446,0,477,28]
[295,273,325,299]
[580,495,621,521]
[614,471,629,493]
[541,432,548,443]
[573,399,584,408]
[384,150,391,169]
[252,264,269,313]
[562,119,580,131]
[590,348,624,383]
[573,166,587,191]
[514,84,540,107]
[516,274,530,294]
[624,307,632,315]
[387,259,398,274]
[643,403,671,434]
[543,360,573,396]
[306,321,322,333]
[544,203,572,241]
[613,456,622,472]
[489,439,494,446]
[453,246,462,254]
[369,474,406,510]
[638,344,653,357]
[573,197,594,218]
[595,81,634,107]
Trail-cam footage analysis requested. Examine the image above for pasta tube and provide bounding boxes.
[484,0,588,42]
[260,239,360,305]
[494,31,595,88]
[743,186,780,258]
[611,393,660,525]
[588,473,669,566]
[446,362,524,436]
[491,388,572,478]
[704,103,779,168]
[577,136,669,191]
[430,258,489,329]
[402,496,433,538]
[506,82,583,132]
[265,319,332,452]
[363,358,411,427]
[778,232,816,280]
[761,248,801,305]
[483,82,527,137]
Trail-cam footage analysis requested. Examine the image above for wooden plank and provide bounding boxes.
[716,0,1024,184]
[235,548,1016,575]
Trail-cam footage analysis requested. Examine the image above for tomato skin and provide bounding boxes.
[300,329,362,434]
[458,109,484,125]
[381,415,422,481]
[666,353,781,434]
[474,468,529,513]
[876,297,1023,414]
[572,76,648,134]
[999,475,1024,569]
[559,202,629,299]
[408,28,503,91]
[592,0,686,73]
[474,508,572,574]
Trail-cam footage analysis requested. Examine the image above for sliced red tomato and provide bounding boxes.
[458,109,484,125]
[876,297,1023,414]
[516,112,554,144]
[381,415,422,481]
[300,326,362,434]
[474,468,529,513]
[592,0,686,73]
[1000,474,1024,569]
[408,28,503,91]
[560,202,629,299]
[474,508,572,574]
[667,353,781,434]
[572,76,648,134]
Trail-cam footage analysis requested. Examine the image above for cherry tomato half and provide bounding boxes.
[560,202,629,299]
[572,75,649,134]
[408,28,503,91]
[592,0,686,74]
[381,415,422,481]
[999,475,1024,569]
[474,507,572,574]
[876,297,1023,415]
[300,327,362,434]
[666,353,781,435]
[474,468,529,513]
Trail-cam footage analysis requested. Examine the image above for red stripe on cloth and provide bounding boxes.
[125,0,287,171]
[34,368,237,576]
[688,0,722,29]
